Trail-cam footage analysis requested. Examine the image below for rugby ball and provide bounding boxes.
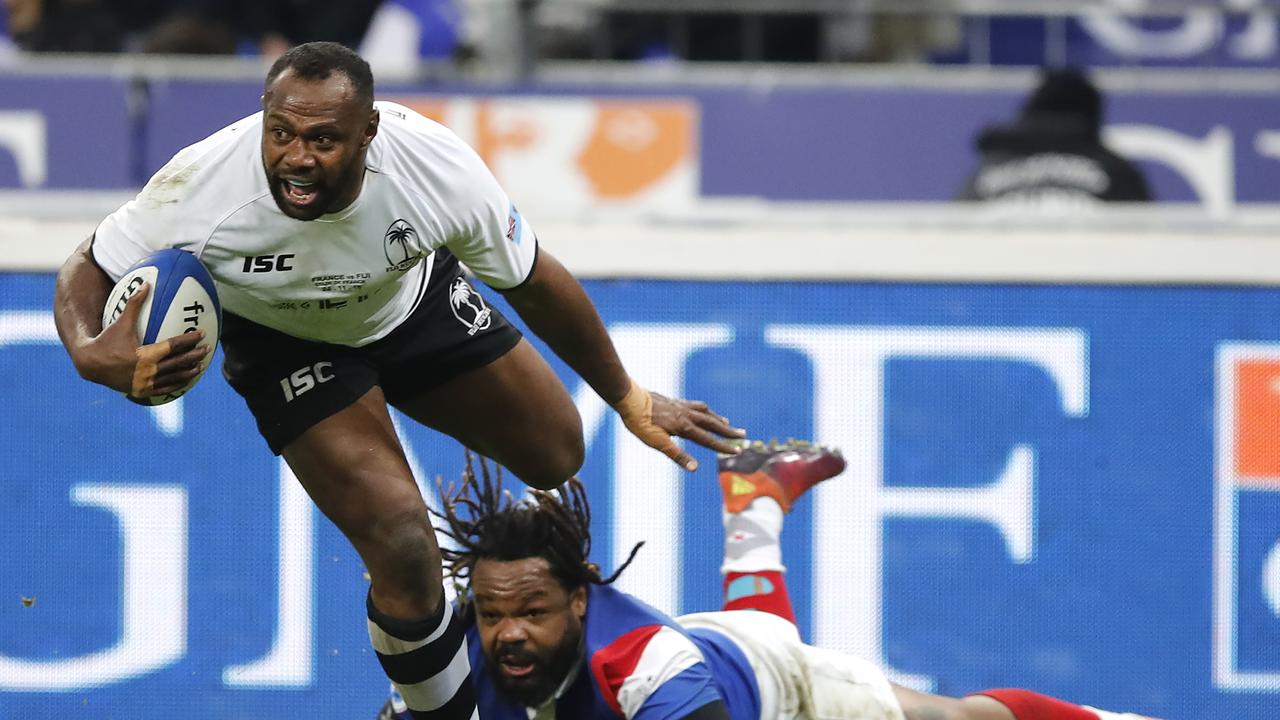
[102,248,221,406]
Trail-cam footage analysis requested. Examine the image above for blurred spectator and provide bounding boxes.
[140,8,236,54]
[4,0,127,52]
[360,0,464,76]
[230,0,381,57]
[957,68,1152,206]
[222,0,384,58]
[1,0,383,56]
[144,0,385,56]
[828,9,962,63]
[0,0,14,54]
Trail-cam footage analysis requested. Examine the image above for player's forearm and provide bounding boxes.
[502,250,632,405]
[53,237,113,378]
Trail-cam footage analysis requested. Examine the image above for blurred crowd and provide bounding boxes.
[0,0,464,59]
[0,1,1157,207]
[0,0,967,65]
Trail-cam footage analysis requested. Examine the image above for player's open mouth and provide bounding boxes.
[500,660,535,678]
[281,178,319,206]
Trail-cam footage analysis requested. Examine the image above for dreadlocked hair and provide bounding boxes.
[432,452,644,596]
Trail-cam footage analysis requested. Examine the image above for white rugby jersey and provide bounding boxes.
[92,101,537,347]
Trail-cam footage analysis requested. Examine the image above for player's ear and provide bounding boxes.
[363,109,379,148]
[570,585,587,619]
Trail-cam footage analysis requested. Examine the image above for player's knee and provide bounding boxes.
[513,431,584,491]
[360,511,441,597]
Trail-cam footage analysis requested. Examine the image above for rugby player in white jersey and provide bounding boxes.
[52,41,743,714]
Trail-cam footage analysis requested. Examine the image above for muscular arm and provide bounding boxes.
[500,248,631,404]
[501,249,744,469]
[53,237,206,397]
[54,237,128,386]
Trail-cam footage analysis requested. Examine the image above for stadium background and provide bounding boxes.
[4,1,1280,718]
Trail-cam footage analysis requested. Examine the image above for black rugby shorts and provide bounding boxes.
[221,251,523,454]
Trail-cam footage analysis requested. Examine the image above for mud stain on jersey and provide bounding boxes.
[138,162,197,208]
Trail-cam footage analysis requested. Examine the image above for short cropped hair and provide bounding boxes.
[264,41,374,108]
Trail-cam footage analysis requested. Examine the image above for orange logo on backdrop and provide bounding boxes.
[577,104,693,198]
[1234,359,1280,484]
[391,97,696,200]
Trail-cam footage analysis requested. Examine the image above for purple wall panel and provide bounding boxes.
[0,75,132,188]
[82,77,1280,206]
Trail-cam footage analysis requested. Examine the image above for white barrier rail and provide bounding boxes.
[6,192,1280,285]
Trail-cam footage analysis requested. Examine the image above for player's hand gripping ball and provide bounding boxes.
[101,249,221,405]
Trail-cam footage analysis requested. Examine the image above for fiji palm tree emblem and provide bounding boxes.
[383,219,419,271]
[449,277,492,336]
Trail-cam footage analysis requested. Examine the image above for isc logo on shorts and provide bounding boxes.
[280,361,334,402]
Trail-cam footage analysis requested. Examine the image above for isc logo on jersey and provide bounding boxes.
[102,248,222,406]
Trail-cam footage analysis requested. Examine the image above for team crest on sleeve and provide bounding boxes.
[506,205,524,246]
[449,277,492,336]
[384,219,422,272]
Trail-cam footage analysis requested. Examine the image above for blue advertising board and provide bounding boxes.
[979,9,1280,69]
[0,75,133,189]
[0,69,1272,208]
[2,273,1279,719]
[137,79,1280,209]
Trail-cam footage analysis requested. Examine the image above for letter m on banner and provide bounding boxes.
[1214,345,1280,691]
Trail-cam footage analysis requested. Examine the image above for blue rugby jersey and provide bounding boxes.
[386,584,761,719]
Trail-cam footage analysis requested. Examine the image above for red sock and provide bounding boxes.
[973,689,1098,720]
[722,570,797,625]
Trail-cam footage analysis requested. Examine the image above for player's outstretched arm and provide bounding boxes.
[501,248,744,471]
[53,237,208,398]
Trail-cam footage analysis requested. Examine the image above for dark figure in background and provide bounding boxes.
[4,0,127,52]
[957,68,1152,207]
[2,0,380,55]
[221,0,384,57]
[142,0,383,55]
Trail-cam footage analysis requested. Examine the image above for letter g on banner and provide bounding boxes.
[0,312,188,691]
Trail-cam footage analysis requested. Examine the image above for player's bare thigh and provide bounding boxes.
[393,338,584,490]
[281,386,443,616]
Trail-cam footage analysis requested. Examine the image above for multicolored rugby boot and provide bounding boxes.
[718,439,847,514]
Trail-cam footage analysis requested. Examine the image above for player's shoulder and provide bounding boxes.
[372,102,466,153]
[161,111,262,175]
[368,101,492,189]
[373,101,448,134]
[137,111,265,214]
[591,623,710,717]
[586,587,702,668]
[599,624,701,661]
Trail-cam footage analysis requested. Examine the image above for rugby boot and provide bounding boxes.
[718,439,846,514]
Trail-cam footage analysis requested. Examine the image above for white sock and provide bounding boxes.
[721,497,785,574]
[1084,707,1150,720]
